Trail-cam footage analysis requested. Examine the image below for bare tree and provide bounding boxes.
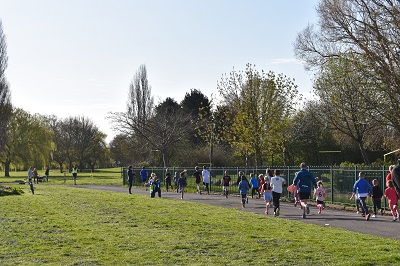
[0,20,12,155]
[294,0,400,131]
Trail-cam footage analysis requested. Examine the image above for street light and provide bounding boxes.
[150,149,166,169]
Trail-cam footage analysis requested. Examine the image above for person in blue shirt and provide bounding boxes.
[238,175,250,208]
[140,166,148,190]
[350,171,373,221]
[249,173,260,198]
[149,173,161,198]
[293,162,317,219]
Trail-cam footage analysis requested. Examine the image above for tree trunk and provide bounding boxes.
[358,141,370,165]
[4,158,10,177]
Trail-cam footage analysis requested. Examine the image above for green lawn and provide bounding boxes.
[1,183,400,265]
[0,167,123,186]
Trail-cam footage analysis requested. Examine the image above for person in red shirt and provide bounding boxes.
[386,165,395,185]
[384,180,399,221]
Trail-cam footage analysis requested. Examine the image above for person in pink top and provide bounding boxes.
[314,181,326,214]
[384,180,399,222]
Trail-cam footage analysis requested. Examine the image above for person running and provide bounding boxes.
[202,165,210,194]
[140,166,148,190]
[71,165,78,185]
[386,165,395,184]
[350,171,373,221]
[127,165,135,194]
[238,176,250,208]
[270,169,286,216]
[261,175,272,214]
[178,170,187,199]
[249,173,260,198]
[384,180,399,222]
[293,162,317,219]
[174,172,180,193]
[192,166,202,194]
[222,171,231,198]
[165,168,172,192]
[314,181,326,214]
[371,179,383,217]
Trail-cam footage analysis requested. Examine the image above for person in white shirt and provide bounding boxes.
[202,165,210,194]
[270,169,286,216]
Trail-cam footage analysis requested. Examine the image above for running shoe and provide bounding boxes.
[276,207,280,216]
[306,204,310,214]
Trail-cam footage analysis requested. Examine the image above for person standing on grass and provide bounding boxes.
[238,176,250,208]
[71,165,78,185]
[165,168,172,192]
[45,166,49,182]
[202,165,210,194]
[293,162,317,219]
[28,166,33,183]
[127,165,135,194]
[222,171,231,198]
[350,171,373,221]
[270,169,286,216]
[314,181,326,214]
[178,170,187,199]
[261,175,272,214]
[193,166,202,194]
[33,168,39,184]
[140,166,148,191]
[249,173,260,199]
[384,180,399,222]
[371,179,383,217]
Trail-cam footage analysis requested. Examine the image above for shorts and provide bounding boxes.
[73,173,77,178]
[223,186,229,191]
[264,192,272,202]
[299,192,311,200]
[196,177,201,184]
[317,200,324,205]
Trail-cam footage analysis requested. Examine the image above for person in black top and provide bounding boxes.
[371,179,384,217]
[165,168,172,192]
[192,166,202,194]
[127,165,135,194]
[222,171,231,198]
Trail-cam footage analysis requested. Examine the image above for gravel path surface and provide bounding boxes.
[75,185,400,240]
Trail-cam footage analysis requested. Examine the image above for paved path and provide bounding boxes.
[76,185,400,240]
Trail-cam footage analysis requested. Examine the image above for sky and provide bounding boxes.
[0,0,319,143]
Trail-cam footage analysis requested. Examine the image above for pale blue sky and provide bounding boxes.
[0,0,319,142]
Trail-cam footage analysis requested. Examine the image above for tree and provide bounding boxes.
[108,64,154,150]
[294,0,400,133]
[217,64,301,166]
[314,56,380,164]
[145,98,191,167]
[0,108,53,176]
[0,20,12,155]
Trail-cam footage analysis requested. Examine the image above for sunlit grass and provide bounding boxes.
[0,185,399,265]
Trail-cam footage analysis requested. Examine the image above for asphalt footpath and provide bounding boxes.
[75,185,400,240]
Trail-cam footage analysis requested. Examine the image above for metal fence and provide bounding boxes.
[123,165,390,208]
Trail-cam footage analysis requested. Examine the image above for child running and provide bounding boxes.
[371,179,384,217]
[350,171,373,221]
[261,175,272,214]
[384,180,399,221]
[222,171,231,198]
[178,170,187,199]
[314,181,326,214]
[250,173,260,198]
[238,176,250,208]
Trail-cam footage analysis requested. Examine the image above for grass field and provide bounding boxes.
[1,169,400,265]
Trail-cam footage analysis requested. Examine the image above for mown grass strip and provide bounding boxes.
[0,185,399,265]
